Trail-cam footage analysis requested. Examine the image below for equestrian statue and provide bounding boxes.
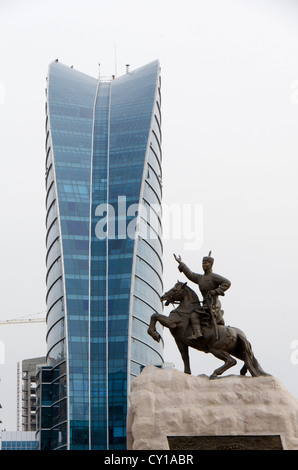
[148,252,269,379]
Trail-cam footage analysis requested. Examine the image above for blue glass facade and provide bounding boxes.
[40,61,163,449]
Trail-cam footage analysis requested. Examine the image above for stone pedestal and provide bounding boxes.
[127,366,298,450]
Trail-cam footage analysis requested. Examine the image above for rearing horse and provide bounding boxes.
[148,281,269,379]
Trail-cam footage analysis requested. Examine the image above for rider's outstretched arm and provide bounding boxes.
[178,262,200,283]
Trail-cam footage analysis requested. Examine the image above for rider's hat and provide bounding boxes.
[203,251,214,264]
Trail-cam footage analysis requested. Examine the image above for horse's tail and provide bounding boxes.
[235,328,269,377]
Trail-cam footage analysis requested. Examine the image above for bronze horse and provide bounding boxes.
[148,281,269,379]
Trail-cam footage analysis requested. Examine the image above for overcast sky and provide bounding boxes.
[1,0,298,431]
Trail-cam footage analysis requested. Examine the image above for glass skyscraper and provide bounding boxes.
[39,60,163,450]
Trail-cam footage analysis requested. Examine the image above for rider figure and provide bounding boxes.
[174,252,231,340]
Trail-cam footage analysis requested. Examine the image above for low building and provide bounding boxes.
[0,431,38,450]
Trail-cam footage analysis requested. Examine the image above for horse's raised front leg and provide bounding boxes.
[175,338,191,375]
[209,349,237,379]
[148,313,173,342]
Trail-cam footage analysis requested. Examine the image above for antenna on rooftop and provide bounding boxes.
[16,362,20,431]
[114,43,117,77]
[98,63,101,80]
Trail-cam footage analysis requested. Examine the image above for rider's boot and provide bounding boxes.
[188,317,203,340]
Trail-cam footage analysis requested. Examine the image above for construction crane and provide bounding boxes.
[0,311,46,325]
[0,318,46,325]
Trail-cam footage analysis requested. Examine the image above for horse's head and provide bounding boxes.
[160,281,188,306]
